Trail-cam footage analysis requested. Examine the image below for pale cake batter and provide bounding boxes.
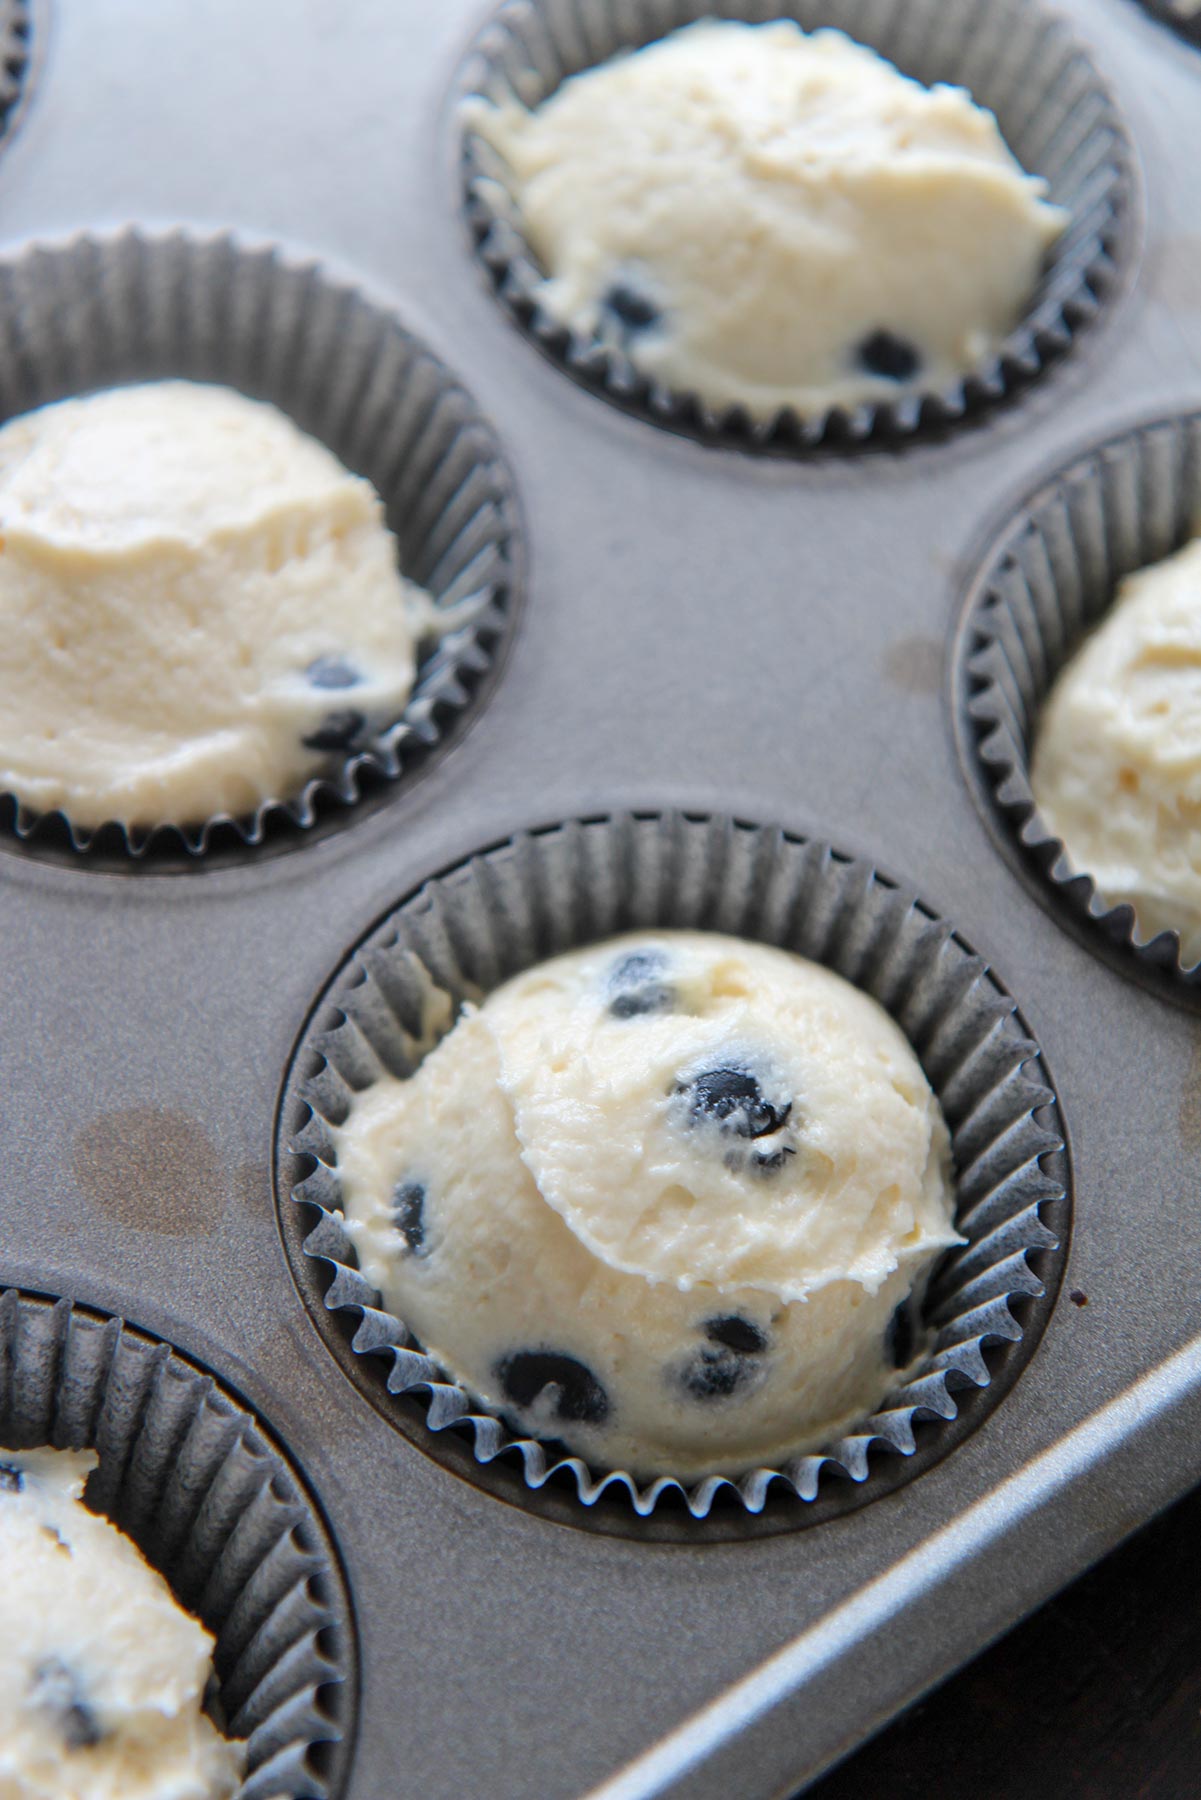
[469,20,1066,418]
[0,1447,242,1800]
[0,382,427,829]
[336,932,960,1478]
[1032,536,1201,966]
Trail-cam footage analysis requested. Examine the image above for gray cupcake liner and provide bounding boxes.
[0,228,522,863]
[959,410,1201,987]
[0,0,30,147]
[459,0,1133,452]
[1136,1,1201,49]
[0,1285,356,1800]
[278,812,1069,1528]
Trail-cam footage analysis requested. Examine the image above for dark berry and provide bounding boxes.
[495,1349,610,1427]
[603,281,661,332]
[679,1346,756,1401]
[608,949,674,1019]
[886,1300,918,1370]
[302,708,366,752]
[679,1315,770,1401]
[857,329,921,382]
[306,654,362,690]
[31,1658,102,1750]
[678,1067,791,1140]
[611,989,671,1019]
[391,1180,426,1256]
[750,1144,796,1175]
[0,1461,24,1493]
[705,1315,768,1355]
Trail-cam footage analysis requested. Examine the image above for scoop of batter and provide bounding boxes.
[1031,536,1201,966]
[336,932,959,1479]
[469,20,1066,419]
[0,1446,243,1800]
[0,381,427,829]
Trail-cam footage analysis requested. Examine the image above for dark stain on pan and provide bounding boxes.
[72,1108,228,1234]
[1178,1038,1201,1154]
[884,635,943,696]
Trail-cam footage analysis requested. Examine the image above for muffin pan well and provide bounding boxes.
[956,410,1201,994]
[0,1289,355,1800]
[1,1,1200,1797]
[280,813,1067,1530]
[460,0,1133,449]
[0,231,522,863]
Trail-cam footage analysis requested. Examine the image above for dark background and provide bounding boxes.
[803,1480,1201,1798]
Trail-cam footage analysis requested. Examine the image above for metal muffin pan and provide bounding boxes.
[0,0,1199,1796]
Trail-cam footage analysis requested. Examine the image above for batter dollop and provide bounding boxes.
[1031,536,1201,965]
[0,381,427,829]
[336,932,959,1478]
[0,1446,243,1800]
[469,20,1066,418]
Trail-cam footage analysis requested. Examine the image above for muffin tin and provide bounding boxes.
[2,0,1201,1796]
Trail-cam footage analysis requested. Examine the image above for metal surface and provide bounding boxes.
[0,2,1197,1797]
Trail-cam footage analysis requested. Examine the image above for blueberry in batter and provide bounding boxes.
[856,329,921,382]
[302,708,367,753]
[306,654,363,690]
[495,1349,611,1426]
[608,947,675,1019]
[31,1657,104,1751]
[391,1179,427,1255]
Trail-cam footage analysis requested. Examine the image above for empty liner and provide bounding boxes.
[0,229,522,859]
[281,812,1070,1526]
[960,411,1201,986]
[459,0,1132,451]
[0,1287,356,1799]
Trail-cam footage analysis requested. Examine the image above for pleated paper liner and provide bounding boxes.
[278,812,1070,1534]
[0,0,30,149]
[0,229,523,865]
[1137,1,1201,50]
[958,410,1201,991]
[0,1287,356,1800]
[458,0,1133,452]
